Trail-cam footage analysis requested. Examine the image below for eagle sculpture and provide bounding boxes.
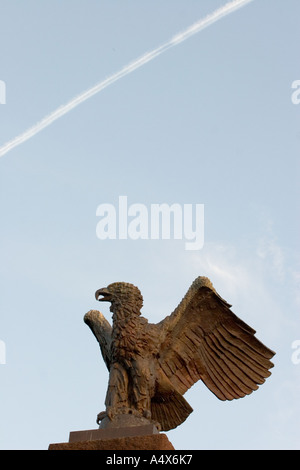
[84,276,275,432]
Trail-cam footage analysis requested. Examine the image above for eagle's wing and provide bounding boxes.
[157,277,275,401]
[84,310,112,371]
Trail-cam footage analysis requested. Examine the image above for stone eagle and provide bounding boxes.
[84,276,275,432]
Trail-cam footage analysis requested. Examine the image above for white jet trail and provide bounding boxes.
[0,0,253,159]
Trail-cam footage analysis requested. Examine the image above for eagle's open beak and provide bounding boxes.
[95,288,111,302]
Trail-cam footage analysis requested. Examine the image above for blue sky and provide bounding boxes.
[0,0,299,450]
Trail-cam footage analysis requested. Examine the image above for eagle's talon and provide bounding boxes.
[143,409,151,420]
[106,406,116,421]
[96,411,107,425]
[152,420,162,432]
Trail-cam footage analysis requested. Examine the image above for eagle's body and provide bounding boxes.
[84,277,275,431]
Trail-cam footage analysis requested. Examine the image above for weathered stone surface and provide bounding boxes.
[99,413,156,430]
[48,433,174,450]
[69,424,158,443]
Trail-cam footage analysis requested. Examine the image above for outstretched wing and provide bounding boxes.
[157,277,275,401]
[84,310,112,370]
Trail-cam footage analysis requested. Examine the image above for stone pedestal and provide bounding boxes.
[48,425,174,450]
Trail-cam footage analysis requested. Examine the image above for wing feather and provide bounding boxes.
[84,310,112,370]
[157,277,275,401]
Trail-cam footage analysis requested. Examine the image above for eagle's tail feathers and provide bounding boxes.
[151,390,193,432]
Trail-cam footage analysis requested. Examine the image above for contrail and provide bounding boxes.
[0,0,253,159]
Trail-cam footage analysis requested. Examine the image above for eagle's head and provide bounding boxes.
[95,282,143,316]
